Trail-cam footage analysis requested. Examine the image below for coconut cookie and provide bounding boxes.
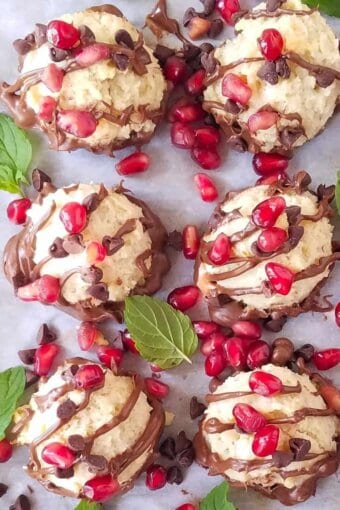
[0,5,167,154]
[10,358,165,501]
[3,178,170,321]
[203,0,340,154]
[195,172,339,328]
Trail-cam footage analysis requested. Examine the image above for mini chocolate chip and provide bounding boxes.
[68,434,86,452]
[183,7,197,27]
[9,494,31,510]
[80,265,103,284]
[153,44,175,65]
[224,99,241,114]
[55,467,74,478]
[257,61,278,85]
[266,0,284,12]
[79,25,95,45]
[34,24,47,46]
[87,283,109,302]
[280,127,304,147]
[272,451,294,468]
[61,364,79,381]
[190,397,206,419]
[208,19,224,39]
[70,364,79,375]
[0,483,8,497]
[12,272,29,290]
[229,136,248,152]
[285,205,301,225]
[315,69,336,88]
[275,57,290,79]
[32,168,52,192]
[166,465,183,485]
[264,316,287,332]
[25,369,39,388]
[135,47,152,66]
[200,0,216,16]
[167,230,183,251]
[57,399,77,420]
[201,52,218,74]
[317,184,335,202]
[176,447,195,468]
[295,344,314,362]
[293,171,312,192]
[183,42,200,61]
[13,38,34,55]
[115,29,134,49]
[36,323,57,345]
[287,225,304,249]
[204,114,219,127]
[289,438,311,461]
[288,359,300,374]
[159,437,176,460]
[102,236,124,256]
[49,237,68,258]
[271,337,294,365]
[176,431,192,454]
[200,42,214,54]
[18,349,36,365]
[49,46,69,62]
[82,192,100,212]
[113,52,129,71]
[87,454,108,472]
[62,234,84,254]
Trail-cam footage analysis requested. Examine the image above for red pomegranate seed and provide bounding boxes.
[47,20,80,49]
[265,262,294,295]
[77,322,98,351]
[232,403,267,433]
[185,69,206,96]
[164,56,188,85]
[38,96,57,122]
[224,337,253,370]
[57,110,97,138]
[335,303,340,327]
[194,126,220,149]
[258,29,284,61]
[182,225,200,259]
[150,364,163,373]
[146,464,167,490]
[216,0,240,24]
[0,439,13,463]
[248,111,278,133]
[97,346,124,369]
[313,349,340,370]
[145,378,169,399]
[319,383,340,414]
[193,320,219,340]
[167,285,200,311]
[41,442,75,469]
[252,424,280,457]
[256,171,287,185]
[249,371,283,396]
[60,202,87,234]
[74,364,105,390]
[200,331,226,356]
[171,122,195,149]
[7,198,31,225]
[86,241,107,264]
[194,173,218,202]
[75,43,111,67]
[83,475,120,502]
[222,73,252,106]
[17,275,61,304]
[252,152,289,176]
[257,227,288,253]
[208,234,232,265]
[205,350,227,376]
[169,100,205,123]
[116,151,150,176]
[41,63,64,92]
[34,343,59,376]
[232,321,261,340]
[191,147,221,170]
[121,329,139,354]
[252,196,286,228]
[176,505,196,510]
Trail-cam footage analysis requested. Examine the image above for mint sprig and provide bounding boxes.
[74,501,102,510]
[335,171,340,216]
[0,114,32,195]
[124,296,198,369]
[0,366,26,440]
[200,482,236,510]
[305,1,340,17]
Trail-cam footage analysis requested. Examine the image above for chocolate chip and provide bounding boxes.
[295,344,314,362]
[79,25,95,46]
[49,46,69,62]
[102,236,124,256]
[257,61,278,85]
[272,451,294,468]
[61,364,79,381]
[287,225,304,249]
[82,192,100,213]
[293,171,311,192]
[87,454,108,472]
[34,24,47,46]
[87,283,109,302]
[183,7,197,27]
[113,52,129,71]
[80,265,103,284]
[176,447,195,468]
[0,483,8,497]
[153,44,175,65]
[208,19,224,39]
[275,57,290,79]
[136,47,152,66]
[229,136,248,152]
[12,272,29,290]
[280,127,304,147]
[70,364,79,375]
[224,99,241,114]
[25,369,39,388]
[166,465,183,485]
[285,205,301,225]
[167,230,183,251]
[55,467,74,478]
[49,237,68,258]
[317,184,335,202]
[68,434,86,452]
[13,39,34,55]
[57,399,77,420]
[204,113,219,128]
[266,0,284,12]
[36,323,57,345]
[201,52,218,74]
[176,431,192,454]
[289,438,311,461]
[159,437,176,460]
[115,29,134,49]
[190,397,206,419]
[315,69,336,88]
[18,349,36,365]
[183,42,200,61]
[32,168,52,192]
[271,337,294,365]
[200,0,216,16]
[9,494,31,510]
[62,234,84,254]
[200,42,214,54]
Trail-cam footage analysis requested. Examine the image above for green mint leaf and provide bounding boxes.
[124,296,198,369]
[0,366,26,440]
[0,114,32,195]
[74,501,102,510]
[305,1,340,17]
[335,171,340,216]
[199,482,236,510]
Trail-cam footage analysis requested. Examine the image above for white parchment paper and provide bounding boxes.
[0,1,339,509]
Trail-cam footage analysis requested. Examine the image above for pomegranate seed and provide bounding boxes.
[167,285,200,311]
[57,110,97,138]
[34,343,59,376]
[335,303,340,327]
[205,350,227,376]
[116,151,150,176]
[191,147,221,170]
[256,171,287,185]
[59,202,87,234]
[17,275,61,304]
[150,364,163,373]
[248,111,278,133]
[265,262,294,295]
[252,425,280,457]
[258,29,284,61]
[188,17,212,40]
[41,63,64,92]
[164,56,188,85]
[171,122,195,149]
[169,100,205,123]
[86,241,107,264]
[222,73,252,106]
[41,442,75,469]
[83,475,120,502]
[313,349,340,370]
[232,321,261,339]
[121,330,139,354]
[252,196,286,228]
[176,505,196,510]
[208,234,232,265]
[182,225,200,259]
[319,383,340,414]
[0,439,13,463]
[232,403,267,433]
[257,227,288,253]
[249,371,283,396]
[75,43,110,67]
[7,198,31,225]
[74,364,105,390]
[216,0,240,24]
[200,331,226,357]
[97,346,124,369]
[77,322,98,351]
[193,320,219,340]
[185,69,206,96]
[194,173,218,202]
[194,126,220,148]
[146,464,167,490]
[47,20,80,50]
[224,337,253,370]
[145,378,169,399]
[38,96,57,122]
[252,152,289,176]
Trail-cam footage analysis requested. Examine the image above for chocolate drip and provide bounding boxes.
[240,7,316,21]
[145,0,187,43]
[206,382,302,403]
[87,4,123,17]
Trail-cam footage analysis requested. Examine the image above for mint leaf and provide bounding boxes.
[74,501,102,510]
[305,1,340,17]
[124,296,198,369]
[200,482,236,510]
[0,366,26,440]
[335,171,340,216]
[0,114,32,195]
